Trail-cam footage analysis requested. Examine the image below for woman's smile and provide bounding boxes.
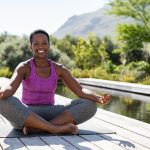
[38,50,45,53]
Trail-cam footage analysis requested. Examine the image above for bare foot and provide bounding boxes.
[56,123,78,134]
[23,123,78,135]
[23,127,43,135]
[23,127,29,135]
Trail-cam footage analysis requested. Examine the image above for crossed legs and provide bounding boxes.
[0,96,97,134]
[23,112,77,134]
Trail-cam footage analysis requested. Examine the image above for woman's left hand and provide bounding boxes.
[97,94,111,104]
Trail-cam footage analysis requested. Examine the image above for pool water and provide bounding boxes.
[56,83,150,124]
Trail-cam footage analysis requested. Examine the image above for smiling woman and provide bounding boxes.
[30,31,50,59]
[0,29,111,135]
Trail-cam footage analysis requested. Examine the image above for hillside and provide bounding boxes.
[52,6,134,38]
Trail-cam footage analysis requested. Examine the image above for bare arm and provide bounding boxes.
[0,63,27,100]
[57,65,111,104]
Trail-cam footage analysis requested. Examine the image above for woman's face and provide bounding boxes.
[30,33,50,58]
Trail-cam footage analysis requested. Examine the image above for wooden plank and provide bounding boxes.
[95,110,150,139]
[78,78,150,95]
[0,115,10,124]
[0,138,28,150]
[0,115,5,124]
[97,109,150,130]
[61,135,103,150]
[92,117,150,149]
[20,137,52,150]
[80,134,126,150]
[100,133,150,150]
[41,136,78,150]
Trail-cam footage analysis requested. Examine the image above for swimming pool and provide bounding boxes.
[56,83,150,124]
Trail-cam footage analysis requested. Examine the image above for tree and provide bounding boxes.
[0,32,8,44]
[116,24,150,64]
[72,33,109,69]
[108,0,150,65]
[108,0,150,28]
[0,35,24,70]
[51,35,78,59]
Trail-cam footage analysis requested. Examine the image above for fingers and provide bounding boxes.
[23,127,29,135]
[0,90,4,100]
[103,94,111,101]
[98,94,111,104]
[72,126,78,134]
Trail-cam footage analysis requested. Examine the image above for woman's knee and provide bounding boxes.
[80,98,97,116]
[69,98,97,124]
[0,96,31,129]
[0,96,18,112]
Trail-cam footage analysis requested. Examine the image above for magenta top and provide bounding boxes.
[21,58,58,105]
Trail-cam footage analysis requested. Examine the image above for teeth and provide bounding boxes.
[38,50,44,53]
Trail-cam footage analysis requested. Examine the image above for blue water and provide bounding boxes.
[56,83,150,124]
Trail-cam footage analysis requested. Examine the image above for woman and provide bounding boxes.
[0,29,111,134]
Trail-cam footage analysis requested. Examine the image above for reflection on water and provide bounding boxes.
[56,84,150,124]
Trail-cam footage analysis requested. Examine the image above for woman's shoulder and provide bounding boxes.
[52,61,69,71]
[51,61,63,68]
[13,59,32,79]
[15,59,31,74]
[51,61,68,77]
[17,59,30,69]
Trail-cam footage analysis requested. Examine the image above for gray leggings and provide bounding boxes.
[0,96,97,129]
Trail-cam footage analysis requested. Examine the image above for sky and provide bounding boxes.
[0,0,110,36]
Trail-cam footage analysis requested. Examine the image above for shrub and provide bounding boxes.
[0,67,12,78]
[138,76,150,85]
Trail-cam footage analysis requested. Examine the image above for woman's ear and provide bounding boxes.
[29,44,33,52]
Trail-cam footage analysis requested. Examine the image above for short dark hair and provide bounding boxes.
[29,29,50,44]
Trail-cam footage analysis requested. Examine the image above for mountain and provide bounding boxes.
[52,6,134,38]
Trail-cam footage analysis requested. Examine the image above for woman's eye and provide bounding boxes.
[42,42,48,45]
[33,43,39,46]
[33,42,48,46]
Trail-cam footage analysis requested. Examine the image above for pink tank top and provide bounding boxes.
[22,58,58,105]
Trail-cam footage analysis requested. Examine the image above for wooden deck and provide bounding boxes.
[0,77,150,150]
[1,95,150,150]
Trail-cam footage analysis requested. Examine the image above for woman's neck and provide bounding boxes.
[33,57,50,67]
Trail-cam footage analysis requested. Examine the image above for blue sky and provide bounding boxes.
[0,0,109,36]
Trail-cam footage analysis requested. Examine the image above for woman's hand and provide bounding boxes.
[0,87,4,100]
[82,88,111,104]
[96,94,111,104]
